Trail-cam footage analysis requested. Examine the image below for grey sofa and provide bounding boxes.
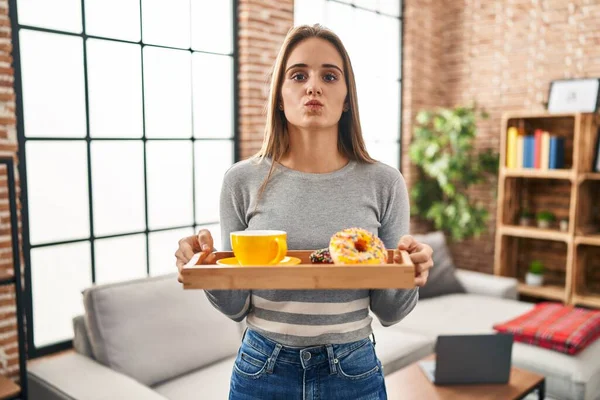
[28,232,600,400]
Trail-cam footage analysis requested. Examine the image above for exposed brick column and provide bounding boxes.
[0,0,22,382]
[237,0,294,160]
[401,0,448,235]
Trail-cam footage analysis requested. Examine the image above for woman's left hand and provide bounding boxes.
[393,235,434,287]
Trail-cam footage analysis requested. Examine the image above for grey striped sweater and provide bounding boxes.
[204,157,418,346]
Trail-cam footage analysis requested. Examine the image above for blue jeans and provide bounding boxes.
[229,329,387,400]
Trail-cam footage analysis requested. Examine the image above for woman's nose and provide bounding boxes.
[306,80,322,95]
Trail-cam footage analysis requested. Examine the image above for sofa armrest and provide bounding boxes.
[455,269,518,300]
[28,351,167,400]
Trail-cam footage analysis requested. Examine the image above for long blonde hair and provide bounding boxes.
[254,24,375,202]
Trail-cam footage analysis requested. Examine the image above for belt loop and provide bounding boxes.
[326,345,337,375]
[371,332,377,346]
[266,343,282,374]
[241,327,248,342]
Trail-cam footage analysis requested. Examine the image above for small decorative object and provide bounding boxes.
[547,78,600,113]
[536,211,555,229]
[559,218,569,232]
[519,209,534,226]
[525,260,544,286]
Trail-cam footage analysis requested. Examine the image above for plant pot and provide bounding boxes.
[525,272,544,286]
[537,220,551,229]
[519,217,533,226]
[559,220,569,232]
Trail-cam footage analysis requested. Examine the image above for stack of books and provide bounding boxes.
[506,127,565,169]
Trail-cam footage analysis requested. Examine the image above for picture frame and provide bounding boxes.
[547,78,600,113]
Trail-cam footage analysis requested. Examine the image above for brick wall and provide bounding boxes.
[402,0,600,273]
[0,0,20,381]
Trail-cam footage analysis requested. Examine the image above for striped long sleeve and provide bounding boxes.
[202,182,251,322]
[370,174,419,327]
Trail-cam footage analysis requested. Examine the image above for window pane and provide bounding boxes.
[19,30,86,138]
[352,11,379,80]
[196,223,223,252]
[141,0,190,49]
[149,227,194,276]
[356,77,377,142]
[95,234,147,284]
[195,141,233,224]
[324,2,356,59]
[378,16,400,80]
[143,47,192,138]
[26,142,90,245]
[379,0,401,17]
[87,39,143,138]
[354,0,376,11]
[31,242,92,347]
[192,53,233,139]
[84,0,141,41]
[147,141,193,230]
[17,0,82,33]
[358,78,399,142]
[191,0,232,53]
[294,0,326,26]
[367,141,399,169]
[91,141,146,236]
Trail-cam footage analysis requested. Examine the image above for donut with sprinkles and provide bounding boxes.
[328,227,387,264]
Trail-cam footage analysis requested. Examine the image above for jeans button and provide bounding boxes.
[302,351,311,361]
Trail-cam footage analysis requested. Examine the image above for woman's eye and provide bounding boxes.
[323,73,338,82]
[292,73,306,81]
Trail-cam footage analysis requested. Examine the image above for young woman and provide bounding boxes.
[175,24,434,399]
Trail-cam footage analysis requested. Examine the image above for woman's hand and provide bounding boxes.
[174,229,216,283]
[393,235,434,287]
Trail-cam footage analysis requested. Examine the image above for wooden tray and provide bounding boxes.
[182,249,415,290]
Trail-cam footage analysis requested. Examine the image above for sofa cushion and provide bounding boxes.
[396,293,600,400]
[412,231,466,299]
[153,356,235,400]
[370,319,434,375]
[73,315,94,359]
[395,293,535,337]
[83,273,242,387]
[28,352,168,400]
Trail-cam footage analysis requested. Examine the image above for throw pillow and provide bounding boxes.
[412,231,466,299]
[494,302,600,355]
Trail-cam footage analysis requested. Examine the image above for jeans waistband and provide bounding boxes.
[242,329,374,371]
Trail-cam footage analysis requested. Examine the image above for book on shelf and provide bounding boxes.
[549,136,565,169]
[506,127,565,169]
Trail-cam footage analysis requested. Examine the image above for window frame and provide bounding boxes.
[9,0,240,358]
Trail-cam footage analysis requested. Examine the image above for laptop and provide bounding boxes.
[419,333,514,385]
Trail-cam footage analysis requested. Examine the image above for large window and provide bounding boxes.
[295,0,403,169]
[11,0,237,356]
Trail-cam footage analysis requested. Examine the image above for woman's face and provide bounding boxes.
[280,38,348,131]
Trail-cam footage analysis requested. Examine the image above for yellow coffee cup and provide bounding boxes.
[230,230,288,266]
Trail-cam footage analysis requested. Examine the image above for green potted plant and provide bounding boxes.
[525,260,544,286]
[519,209,534,226]
[409,104,499,241]
[536,211,555,229]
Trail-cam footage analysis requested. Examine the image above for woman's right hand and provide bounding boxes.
[175,229,216,283]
